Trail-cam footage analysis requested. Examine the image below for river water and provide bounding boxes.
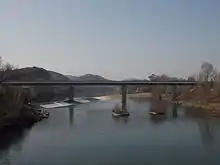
[1,99,220,165]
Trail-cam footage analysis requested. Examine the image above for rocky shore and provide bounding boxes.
[0,86,50,132]
[0,105,49,132]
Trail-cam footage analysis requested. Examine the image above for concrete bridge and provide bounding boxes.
[0,81,200,112]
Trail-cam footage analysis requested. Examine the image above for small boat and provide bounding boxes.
[112,110,130,117]
[149,111,165,115]
[112,111,121,117]
[120,111,130,116]
[112,104,130,117]
[149,111,157,115]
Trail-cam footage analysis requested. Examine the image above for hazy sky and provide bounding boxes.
[0,0,220,80]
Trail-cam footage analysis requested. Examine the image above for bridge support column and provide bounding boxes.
[69,86,75,103]
[121,85,127,111]
[172,104,178,118]
[172,85,177,101]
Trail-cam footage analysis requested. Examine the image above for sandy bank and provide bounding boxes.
[94,93,152,101]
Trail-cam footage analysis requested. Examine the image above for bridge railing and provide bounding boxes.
[0,81,200,86]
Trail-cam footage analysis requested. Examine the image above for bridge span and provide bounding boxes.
[0,81,200,113]
[0,81,199,86]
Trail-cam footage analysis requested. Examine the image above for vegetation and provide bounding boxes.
[0,57,70,130]
[148,62,220,111]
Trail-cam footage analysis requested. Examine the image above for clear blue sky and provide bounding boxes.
[0,0,220,80]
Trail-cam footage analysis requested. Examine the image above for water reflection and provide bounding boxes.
[172,104,178,118]
[0,127,30,165]
[121,116,129,124]
[197,118,215,147]
[112,116,130,124]
[149,115,166,124]
[148,101,218,148]
[69,106,74,126]
[149,100,167,114]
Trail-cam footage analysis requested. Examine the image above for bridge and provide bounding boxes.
[0,81,201,113]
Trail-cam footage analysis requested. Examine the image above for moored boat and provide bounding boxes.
[112,104,130,117]
[112,111,121,117]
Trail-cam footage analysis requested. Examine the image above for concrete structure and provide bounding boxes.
[121,85,127,111]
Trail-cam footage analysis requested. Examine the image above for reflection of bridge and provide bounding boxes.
[1,81,199,112]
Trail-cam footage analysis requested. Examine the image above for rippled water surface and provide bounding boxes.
[1,99,220,165]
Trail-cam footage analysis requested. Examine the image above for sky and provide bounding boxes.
[0,0,220,80]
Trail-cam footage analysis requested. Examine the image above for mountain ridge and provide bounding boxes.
[66,74,110,81]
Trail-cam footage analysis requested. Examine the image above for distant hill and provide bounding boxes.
[66,74,116,97]
[122,78,148,81]
[1,69,117,100]
[121,78,149,93]
[1,67,71,102]
[67,74,109,81]
[2,67,70,82]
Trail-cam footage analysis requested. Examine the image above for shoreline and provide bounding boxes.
[95,93,220,113]
[172,100,220,111]
[0,104,49,132]
[94,92,152,101]
[94,93,220,112]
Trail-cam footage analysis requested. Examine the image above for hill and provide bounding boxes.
[67,74,116,97]
[67,74,109,81]
[1,69,117,99]
[1,67,71,102]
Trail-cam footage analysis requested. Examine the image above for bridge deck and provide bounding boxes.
[0,81,199,86]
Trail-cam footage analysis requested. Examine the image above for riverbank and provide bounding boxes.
[172,100,220,111]
[0,105,49,132]
[95,92,220,113]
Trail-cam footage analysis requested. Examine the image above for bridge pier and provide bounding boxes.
[172,104,178,118]
[68,86,75,103]
[172,85,178,101]
[121,85,127,111]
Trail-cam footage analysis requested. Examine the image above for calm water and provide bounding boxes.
[1,99,220,165]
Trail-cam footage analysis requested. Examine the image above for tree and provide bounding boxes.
[0,56,3,69]
[148,74,156,81]
[209,69,217,82]
[0,57,17,82]
[0,56,17,72]
[2,62,15,71]
[200,62,214,82]
[187,76,196,81]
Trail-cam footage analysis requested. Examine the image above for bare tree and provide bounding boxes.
[0,57,17,82]
[148,74,156,81]
[200,62,214,82]
[2,62,15,71]
[187,76,196,81]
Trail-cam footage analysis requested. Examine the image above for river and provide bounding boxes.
[1,98,220,165]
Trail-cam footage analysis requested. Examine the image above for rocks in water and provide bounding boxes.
[22,105,49,123]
